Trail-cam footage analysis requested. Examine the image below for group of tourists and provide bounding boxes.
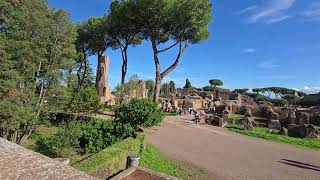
[188,107,200,125]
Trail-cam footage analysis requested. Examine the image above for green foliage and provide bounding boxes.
[226,124,320,149]
[209,79,223,87]
[116,99,164,129]
[252,88,262,94]
[0,0,77,143]
[252,87,301,100]
[271,99,289,107]
[283,95,301,105]
[228,114,245,120]
[73,133,145,178]
[298,94,320,107]
[140,144,212,179]
[121,0,212,100]
[68,85,101,114]
[160,81,176,95]
[140,144,181,177]
[232,88,249,94]
[145,80,155,98]
[130,0,212,43]
[36,119,136,156]
[203,86,230,93]
[0,90,38,143]
[183,78,192,89]
[77,16,114,57]
[114,75,143,103]
[80,120,135,153]
[245,93,271,103]
[36,122,83,157]
[109,0,143,83]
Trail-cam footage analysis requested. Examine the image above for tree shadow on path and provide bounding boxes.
[279,159,320,172]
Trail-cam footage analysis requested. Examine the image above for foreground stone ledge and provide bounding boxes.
[110,166,178,180]
[0,138,98,180]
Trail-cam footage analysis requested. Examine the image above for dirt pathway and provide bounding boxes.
[146,116,320,180]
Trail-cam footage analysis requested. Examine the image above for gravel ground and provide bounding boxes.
[146,115,320,180]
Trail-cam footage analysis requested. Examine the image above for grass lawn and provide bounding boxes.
[228,113,245,120]
[228,113,268,127]
[140,144,212,180]
[163,112,178,116]
[226,124,320,150]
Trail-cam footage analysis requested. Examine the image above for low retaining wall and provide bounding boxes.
[0,138,96,180]
[73,133,145,179]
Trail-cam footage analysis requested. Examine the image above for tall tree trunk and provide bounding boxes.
[151,39,189,101]
[37,88,46,116]
[96,53,102,93]
[151,39,162,101]
[82,58,88,85]
[120,46,128,84]
[34,61,42,90]
[77,60,84,88]
[37,81,45,107]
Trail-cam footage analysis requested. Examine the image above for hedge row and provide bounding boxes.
[73,133,145,179]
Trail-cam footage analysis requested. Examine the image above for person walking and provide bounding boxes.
[194,111,199,125]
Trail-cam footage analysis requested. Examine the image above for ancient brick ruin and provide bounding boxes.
[262,106,320,139]
[96,56,115,105]
[158,88,320,139]
[159,88,256,114]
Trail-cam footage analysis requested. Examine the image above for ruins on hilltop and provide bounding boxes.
[158,87,320,139]
[94,57,319,139]
[159,88,256,114]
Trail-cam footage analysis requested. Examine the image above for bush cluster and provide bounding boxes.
[36,122,83,157]
[115,98,164,129]
[81,120,135,153]
[36,119,136,156]
[271,99,289,107]
[73,133,145,179]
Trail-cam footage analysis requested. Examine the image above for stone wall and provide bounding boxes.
[0,138,97,180]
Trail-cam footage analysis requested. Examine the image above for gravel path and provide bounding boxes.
[146,116,320,180]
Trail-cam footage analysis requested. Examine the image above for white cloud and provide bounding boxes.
[242,48,256,54]
[236,5,259,15]
[294,86,320,94]
[239,0,295,24]
[257,61,280,69]
[301,2,320,21]
[265,15,290,24]
[304,86,320,91]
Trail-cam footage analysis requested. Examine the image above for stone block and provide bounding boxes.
[268,120,281,130]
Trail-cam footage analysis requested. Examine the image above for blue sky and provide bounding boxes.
[48,0,320,94]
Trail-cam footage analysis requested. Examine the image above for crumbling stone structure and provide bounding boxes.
[159,88,257,114]
[96,56,115,105]
[260,106,320,139]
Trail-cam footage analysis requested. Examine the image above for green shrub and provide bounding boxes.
[36,122,83,157]
[245,93,271,103]
[36,119,136,156]
[202,86,230,93]
[80,120,136,153]
[68,85,101,114]
[73,133,145,179]
[116,99,164,129]
[271,99,288,106]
